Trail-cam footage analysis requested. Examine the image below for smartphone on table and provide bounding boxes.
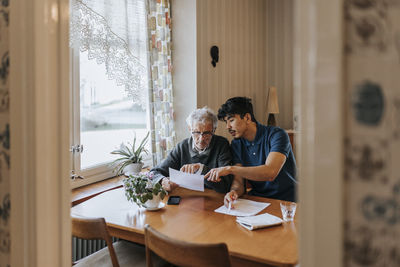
[167,196,181,205]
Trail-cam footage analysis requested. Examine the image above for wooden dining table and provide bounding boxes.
[71,186,298,267]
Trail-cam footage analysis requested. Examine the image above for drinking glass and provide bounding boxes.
[280,202,297,222]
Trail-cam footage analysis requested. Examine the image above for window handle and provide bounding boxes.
[70,170,84,180]
[70,144,83,153]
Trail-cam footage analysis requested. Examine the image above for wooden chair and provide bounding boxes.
[72,216,147,267]
[144,224,231,267]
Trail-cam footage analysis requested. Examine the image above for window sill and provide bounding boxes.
[71,175,124,206]
[71,168,151,206]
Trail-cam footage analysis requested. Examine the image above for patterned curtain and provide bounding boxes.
[147,0,176,165]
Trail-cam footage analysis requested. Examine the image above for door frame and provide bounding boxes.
[10,0,71,266]
[9,0,344,266]
[295,0,344,266]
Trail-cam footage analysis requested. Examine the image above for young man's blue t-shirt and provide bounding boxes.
[231,123,297,202]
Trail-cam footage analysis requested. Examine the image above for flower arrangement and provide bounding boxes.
[123,172,167,208]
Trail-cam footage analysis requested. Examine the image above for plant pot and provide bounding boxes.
[124,162,144,176]
[144,194,161,209]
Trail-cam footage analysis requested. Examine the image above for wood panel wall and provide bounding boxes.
[196,0,294,139]
[266,0,294,130]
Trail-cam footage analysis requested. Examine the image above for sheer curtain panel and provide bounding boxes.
[70,0,148,106]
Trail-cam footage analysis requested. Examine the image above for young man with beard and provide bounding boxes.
[204,97,297,206]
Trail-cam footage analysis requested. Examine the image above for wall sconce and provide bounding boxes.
[267,86,279,126]
[210,46,219,67]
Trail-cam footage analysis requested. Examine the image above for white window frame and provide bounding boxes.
[69,45,152,189]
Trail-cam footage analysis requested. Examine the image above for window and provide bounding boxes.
[70,0,150,188]
[70,49,150,188]
[70,0,175,188]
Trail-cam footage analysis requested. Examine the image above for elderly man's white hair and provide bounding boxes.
[186,106,218,130]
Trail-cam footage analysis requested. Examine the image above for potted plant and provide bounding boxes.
[123,172,167,209]
[110,132,150,175]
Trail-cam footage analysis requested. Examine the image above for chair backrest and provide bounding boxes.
[144,224,231,267]
[71,216,120,267]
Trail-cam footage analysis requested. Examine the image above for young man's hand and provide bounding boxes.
[204,166,231,182]
[224,190,238,208]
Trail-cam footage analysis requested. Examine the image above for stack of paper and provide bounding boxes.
[236,213,283,231]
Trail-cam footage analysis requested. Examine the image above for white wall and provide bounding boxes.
[171,0,197,142]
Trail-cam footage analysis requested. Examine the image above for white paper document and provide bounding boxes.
[236,213,283,231]
[214,199,270,217]
[169,167,204,192]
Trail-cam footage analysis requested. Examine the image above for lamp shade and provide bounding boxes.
[267,86,279,114]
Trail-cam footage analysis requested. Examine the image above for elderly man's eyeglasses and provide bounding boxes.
[191,131,214,138]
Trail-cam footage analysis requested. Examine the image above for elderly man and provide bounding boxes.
[150,107,232,193]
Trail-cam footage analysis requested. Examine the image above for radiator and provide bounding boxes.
[72,236,119,262]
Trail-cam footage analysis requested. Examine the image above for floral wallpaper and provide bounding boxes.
[0,0,9,265]
[344,0,400,266]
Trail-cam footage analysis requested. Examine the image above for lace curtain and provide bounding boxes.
[147,0,176,165]
[70,0,148,106]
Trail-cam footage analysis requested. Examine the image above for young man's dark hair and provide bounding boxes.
[217,97,257,123]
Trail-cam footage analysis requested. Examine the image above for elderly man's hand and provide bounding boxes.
[204,166,231,182]
[161,177,178,192]
[180,163,204,174]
